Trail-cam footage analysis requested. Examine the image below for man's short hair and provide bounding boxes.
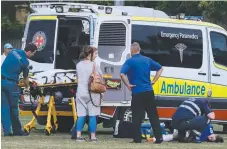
[215,135,224,143]
[131,42,141,51]
[25,43,37,52]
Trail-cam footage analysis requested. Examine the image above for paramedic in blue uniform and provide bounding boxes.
[1,43,37,136]
[120,42,164,143]
[171,98,215,142]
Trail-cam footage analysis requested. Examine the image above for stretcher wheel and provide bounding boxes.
[24,128,30,135]
[45,128,51,136]
[51,125,57,134]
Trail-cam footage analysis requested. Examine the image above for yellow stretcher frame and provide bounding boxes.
[21,83,78,135]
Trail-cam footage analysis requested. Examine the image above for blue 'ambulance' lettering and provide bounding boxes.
[160,81,206,96]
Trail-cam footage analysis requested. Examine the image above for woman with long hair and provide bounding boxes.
[72,45,103,142]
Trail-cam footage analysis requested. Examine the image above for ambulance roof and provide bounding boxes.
[112,6,169,18]
[132,16,225,30]
[30,3,225,31]
[30,2,169,18]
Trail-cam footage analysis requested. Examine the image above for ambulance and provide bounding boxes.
[19,2,227,132]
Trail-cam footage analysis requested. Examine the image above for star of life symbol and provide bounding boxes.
[32,31,47,51]
[175,43,187,63]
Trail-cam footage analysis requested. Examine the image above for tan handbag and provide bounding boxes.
[88,63,106,93]
[88,63,106,107]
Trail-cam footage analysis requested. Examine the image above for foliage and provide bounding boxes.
[1,1,29,38]
[199,1,227,29]
[1,15,25,38]
[154,1,202,16]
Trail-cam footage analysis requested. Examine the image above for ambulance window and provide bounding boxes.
[26,20,56,63]
[132,25,203,69]
[210,32,227,67]
[156,27,203,69]
[131,24,158,58]
[98,23,126,62]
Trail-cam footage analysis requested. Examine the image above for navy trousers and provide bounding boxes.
[172,115,209,142]
[131,91,163,143]
[1,79,22,136]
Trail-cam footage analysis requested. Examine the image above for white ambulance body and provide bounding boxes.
[20,3,227,131]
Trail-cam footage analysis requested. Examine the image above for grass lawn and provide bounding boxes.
[1,116,227,149]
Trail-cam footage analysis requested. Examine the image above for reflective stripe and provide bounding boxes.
[179,105,197,116]
[184,101,201,116]
[207,119,211,124]
[12,51,22,60]
[30,16,57,21]
[185,130,190,138]
[132,16,225,30]
[192,130,201,136]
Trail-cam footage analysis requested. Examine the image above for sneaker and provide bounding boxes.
[90,138,98,143]
[76,137,86,142]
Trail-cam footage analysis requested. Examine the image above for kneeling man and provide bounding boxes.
[171,98,215,142]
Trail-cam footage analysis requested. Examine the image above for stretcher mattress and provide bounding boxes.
[19,69,77,86]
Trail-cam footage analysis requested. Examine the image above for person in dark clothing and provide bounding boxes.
[171,98,215,143]
[120,42,164,143]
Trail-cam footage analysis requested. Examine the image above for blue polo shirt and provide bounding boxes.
[199,124,214,142]
[120,54,162,94]
[1,49,29,81]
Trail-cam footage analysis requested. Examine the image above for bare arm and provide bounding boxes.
[120,73,130,87]
[207,112,215,120]
[152,67,163,84]
[23,77,30,89]
[120,73,136,91]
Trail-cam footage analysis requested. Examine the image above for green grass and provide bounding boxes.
[1,116,227,149]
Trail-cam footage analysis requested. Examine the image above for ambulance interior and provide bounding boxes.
[55,18,90,70]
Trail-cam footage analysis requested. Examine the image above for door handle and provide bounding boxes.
[198,72,206,76]
[212,73,220,77]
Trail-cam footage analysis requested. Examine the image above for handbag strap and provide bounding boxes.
[92,62,96,74]
[88,90,101,107]
[88,62,102,107]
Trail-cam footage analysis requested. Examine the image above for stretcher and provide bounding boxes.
[20,82,78,135]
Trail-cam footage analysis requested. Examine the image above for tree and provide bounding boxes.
[1,1,29,38]
[155,1,202,16]
[153,1,227,29]
[199,1,227,29]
